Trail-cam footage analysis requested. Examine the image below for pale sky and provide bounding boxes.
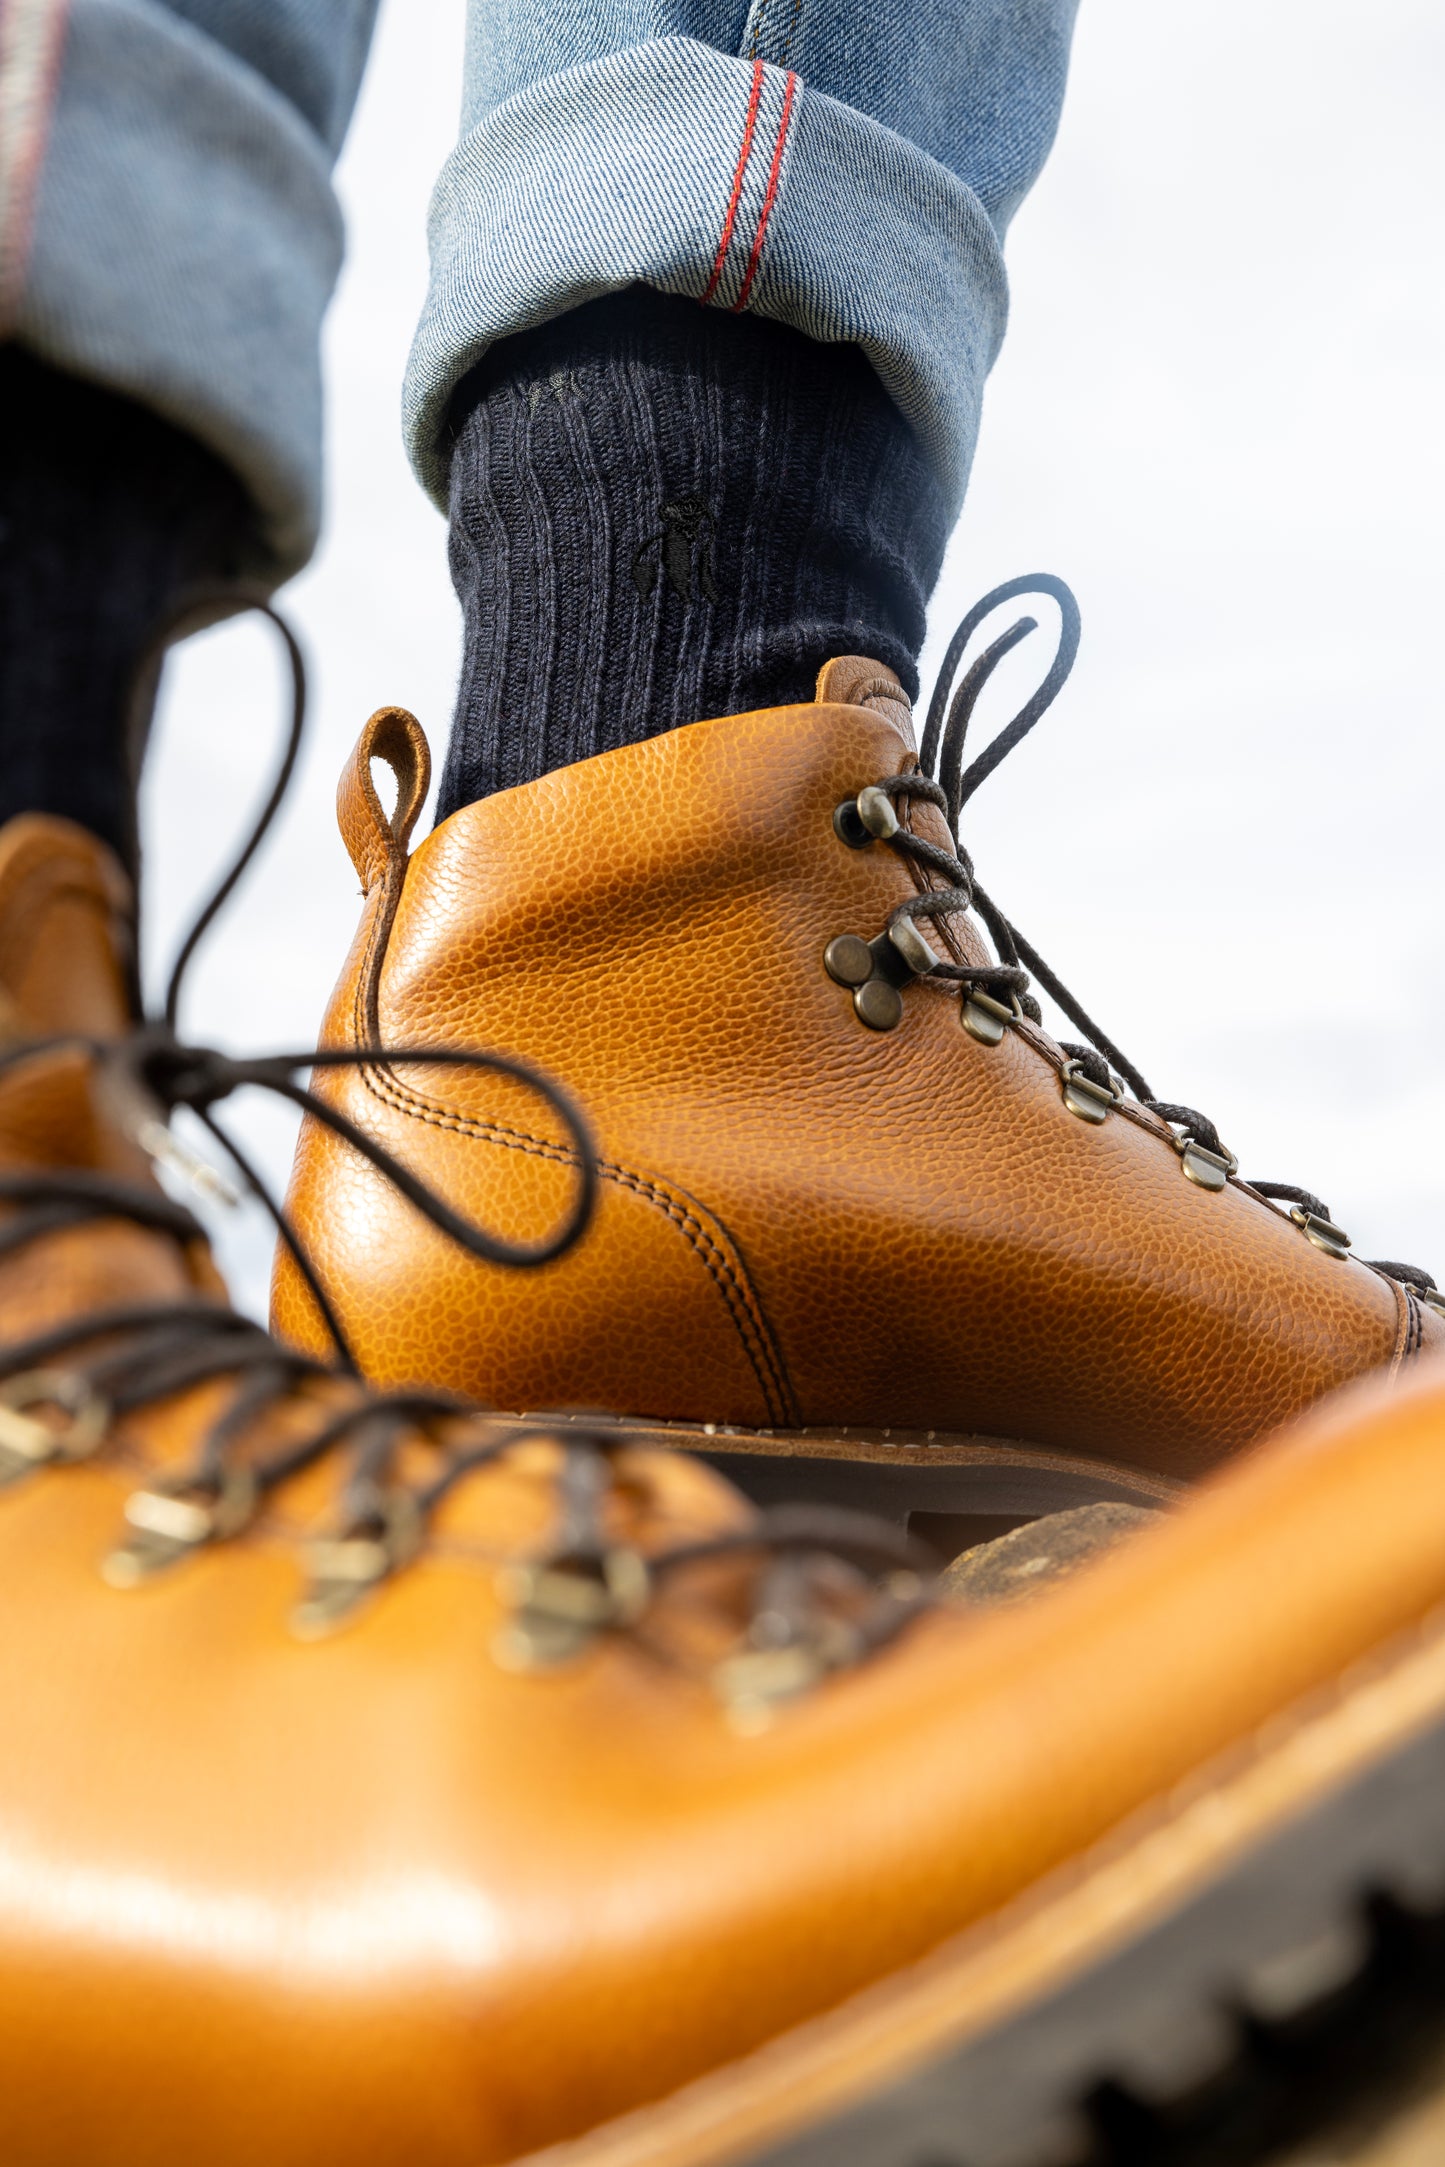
[141,0,1445,1320]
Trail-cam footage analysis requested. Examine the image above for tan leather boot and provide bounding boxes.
[273,607,1441,1511]
[2,650,1442,2163]
[0,812,230,1335]
[10,864,1445,2167]
[0,770,993,2162]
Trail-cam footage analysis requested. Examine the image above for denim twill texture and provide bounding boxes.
[408,0,1079,519]
[4,0,1078,576]
[7,0,378,577]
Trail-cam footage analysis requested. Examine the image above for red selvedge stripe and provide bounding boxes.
[0,0,72,330]
[732,68,798,314]
[700,56,765,307]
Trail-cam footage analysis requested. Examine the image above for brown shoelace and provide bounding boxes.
[0,590,937,1716]
[842,573,1438,1303]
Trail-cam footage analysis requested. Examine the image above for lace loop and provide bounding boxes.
[851,576,1435,1293]
[0,592,942,1696]
[66,587,600,1369]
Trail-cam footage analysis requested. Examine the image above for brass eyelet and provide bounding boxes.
[1416,1284,1445,1316]
[0,1369,110,1489]
[1288,1205,1352,1259]
[832,786,900,850]
[832,800,872,849]
[1059,1058,1121,1125]
[102,1465,259,1588]
[823,929,911,1031]
[713,1642,829,1730]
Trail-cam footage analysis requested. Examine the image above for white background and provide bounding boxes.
[141,0,1445,1318]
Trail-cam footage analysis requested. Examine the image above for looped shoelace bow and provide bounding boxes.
[0,589,940,1698]
[846,573,1438,1301]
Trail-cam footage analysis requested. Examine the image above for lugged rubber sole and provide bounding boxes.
[511,1602,1445,2167]
[482,1408,1185,1521]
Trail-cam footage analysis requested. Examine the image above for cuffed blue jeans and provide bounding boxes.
[0,0,1078,581]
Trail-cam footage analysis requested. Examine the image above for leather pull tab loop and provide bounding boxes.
[814,657,914,748]
[337,707,431,892]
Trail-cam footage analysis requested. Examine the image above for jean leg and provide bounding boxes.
[0,0,381,579]
[406,1,1079,525]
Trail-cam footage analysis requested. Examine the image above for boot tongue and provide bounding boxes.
[0,814,134,1041]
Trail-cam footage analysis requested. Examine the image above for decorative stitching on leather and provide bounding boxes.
[0,857,114,947]
[345,876,796,1426]
[998,1594,1445,1965]
[352,1055,799,1429]
[352,856,395,1051]
[1385,1273,1413,1377]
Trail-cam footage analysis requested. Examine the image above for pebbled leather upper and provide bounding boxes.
[6,811,1445,2165]
[275,669,1438,1478]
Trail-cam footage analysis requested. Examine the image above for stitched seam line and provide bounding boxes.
[351,871,390,1050]
[733,68,797,314]
[366,1064,792,1425]
[466,1605,1445,2167]
[532,1594,1445,2158]
[701,57,764,307]
[985,1598,1445,1979]
[1406,1289,1423,1360]
[338,865,795,1420]
[0,864,105,964]
[357,1060,796,1426]
[1386,1273,1412,1376]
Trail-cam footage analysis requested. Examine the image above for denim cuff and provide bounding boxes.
[13,0,344,579]
[403,36,1009,523]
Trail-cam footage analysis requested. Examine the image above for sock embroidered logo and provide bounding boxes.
[632,497,720,605]
[526,369,584,415]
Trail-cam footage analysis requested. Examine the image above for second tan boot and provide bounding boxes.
[274,583,1442,1512]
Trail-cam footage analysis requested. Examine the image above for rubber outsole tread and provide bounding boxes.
[749,1697,1445,2167]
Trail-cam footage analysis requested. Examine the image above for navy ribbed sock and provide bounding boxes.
[438,288,950,819]
[0,349,255,874]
